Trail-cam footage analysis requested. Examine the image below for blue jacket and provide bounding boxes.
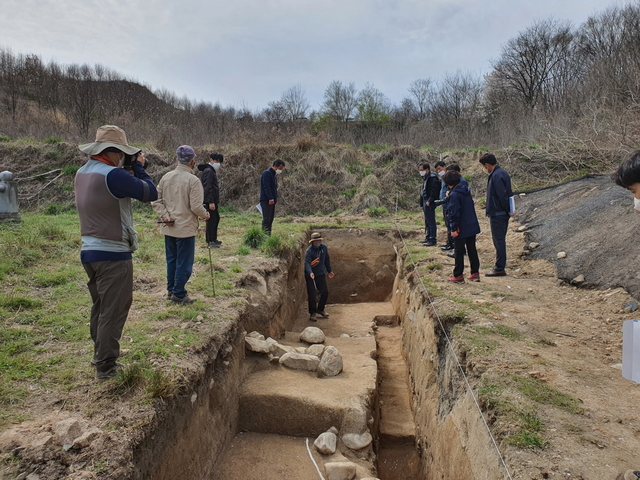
[260,168,278,203]
[421,172,440,208]
[304,243,332,277]
[447,182,481,239]
[485,165,513,217]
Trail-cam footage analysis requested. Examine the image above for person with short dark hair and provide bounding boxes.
[260,159,285,235]
[419,162,440,246]
[75,125,158,381]
[153,146,210,304]
[304,232,335,321]
[434,160,453,251]
[443,170,481,283]
[198,153,223,247]
[614,150,640,208]
[479,153,514,277]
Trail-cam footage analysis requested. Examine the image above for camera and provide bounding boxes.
[124,152,147,170]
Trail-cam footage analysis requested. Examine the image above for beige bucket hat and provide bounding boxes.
[309,232,323,243]
[78,125,141,156]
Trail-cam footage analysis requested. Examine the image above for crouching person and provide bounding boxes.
[75,125,157,381]
[444,170,481,283]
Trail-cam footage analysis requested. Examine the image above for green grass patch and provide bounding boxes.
[367,206,388,217]
[243,225,266,248]
[513,375,583,413]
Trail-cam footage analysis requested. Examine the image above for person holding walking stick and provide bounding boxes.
[304,232,334,321]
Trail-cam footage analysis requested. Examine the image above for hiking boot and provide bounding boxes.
[448,275,465,283]
[309,313,317,321]
[208,242,220,248]
[468,272,480,282]
[624,471,640,480]
[96,363,123,382]
[485,269,507,277]
[318,311,329,318]
[170,295,196,304]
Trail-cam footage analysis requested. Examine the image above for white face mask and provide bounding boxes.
[275,169,283,175]
[634,197,640,212]
[212,162,220,171]
[438,170,445,177]
[419,170,426,177]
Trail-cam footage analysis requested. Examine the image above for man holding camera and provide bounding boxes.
[75,125,157,381]
[153,145,210,304]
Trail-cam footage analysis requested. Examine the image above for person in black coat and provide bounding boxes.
[198,153,223,247]
[304,232,334,321]
[444,170,481,283]
[479,153,514,276]
[259,159,285,235]
[419,163,441,246]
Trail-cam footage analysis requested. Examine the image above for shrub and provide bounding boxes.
[0,135,10,142]
[237,245,250,255]
[367,206,388,217]
[44,204,72,215]
[62,165,79,176]
[146,369,175,398]
[44,137,63,144]
[261,235,293,257]
[243,226,266,248]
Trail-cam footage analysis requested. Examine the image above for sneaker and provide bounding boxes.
[419,239,430,244]
[318,311,329,318]
[468,272,480,282]
[485,269,507,277]
[96,363,123,382]
[309,313,317,321]
[214,240,223,245]
[208,242,220,248]
[447,252,456,258]
[170,295,196,304]
[624,471,640,480]
[440,245,454,251]
[448,275,465,283]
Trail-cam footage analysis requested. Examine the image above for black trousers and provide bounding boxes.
[442,206,453,247]
[453,235,480,277]
[305,274,329,314]
[423,204,436,241]
[261,202,275,235]
[489,215,509,271]
[205,206,220,243]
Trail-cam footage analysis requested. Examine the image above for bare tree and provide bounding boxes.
[63,64,99,136]
[279,84,310,121]
[430,71,482,127]
[356,82,391,122]
[322,80,358,122]
[408,78,433,120]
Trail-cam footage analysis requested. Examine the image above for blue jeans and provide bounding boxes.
[165,236,195,299]
[489,215,510,271]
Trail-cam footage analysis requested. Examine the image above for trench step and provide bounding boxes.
[239,335,377,437]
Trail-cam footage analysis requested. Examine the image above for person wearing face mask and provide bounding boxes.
[75,125,158,381]
[260,158,286,235]
[419,163,441,246]
[198,153,223,248]
[614,150,640,213]
[434,160,453,251]
[152,145,210,305]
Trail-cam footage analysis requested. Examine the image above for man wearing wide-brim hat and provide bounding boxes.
[304,232,335,321]
[75,125,158,381]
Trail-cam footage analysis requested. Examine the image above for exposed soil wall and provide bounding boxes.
[390,253,507,480]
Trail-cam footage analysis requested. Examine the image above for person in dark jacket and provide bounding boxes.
[419,163,441,246]
[479,153,514,277]
[259,159,285,235]
[304,232,334,321]
[444,171,481,283]
[75,125,158,381]
[198,153,223,247]
[434,160,453,251]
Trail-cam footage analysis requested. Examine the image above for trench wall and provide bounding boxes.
[390,253,507,480]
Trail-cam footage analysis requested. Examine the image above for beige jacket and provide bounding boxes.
[152,164,208,238]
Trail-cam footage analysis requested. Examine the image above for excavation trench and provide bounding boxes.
[135,228,506,480]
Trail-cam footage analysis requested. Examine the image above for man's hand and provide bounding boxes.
[268,199,275,205]
[310,273,315,279]
[328,272,335,279]
[209,203,216,210]
[451,230,459,238]
[163,216,175,226]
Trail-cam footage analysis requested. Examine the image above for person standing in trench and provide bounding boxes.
[304,232,334,321]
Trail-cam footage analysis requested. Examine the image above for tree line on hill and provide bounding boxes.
[1,3,640,150]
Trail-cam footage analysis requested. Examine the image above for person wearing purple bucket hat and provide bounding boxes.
[152,145,210,304]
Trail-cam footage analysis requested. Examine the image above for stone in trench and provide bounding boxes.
[557,251,567,259]
[265,337,278,348]
[324,462,356,480]
[295,347,308,354]
[306,344,325,358]
[246,331,265,341]
[317,346,343,377]
[341,431,373,450]
[529,242,540,248]
[516,225,528,232]
[279,352,320,371]
[244,336,271,354]
[328,426,339,435]
[571,274,585,285]
[300,326,325,344]
[314,431,337,455]
[71,428,102,450]
[270,343,296,358]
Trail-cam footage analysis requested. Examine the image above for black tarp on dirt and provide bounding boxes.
[515,174,640,300]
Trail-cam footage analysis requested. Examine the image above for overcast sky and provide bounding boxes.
[0,0,625,112]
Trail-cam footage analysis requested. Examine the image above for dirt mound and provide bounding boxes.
[516,174,640,299]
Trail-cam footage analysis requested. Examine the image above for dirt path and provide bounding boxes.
[422,207,640,479]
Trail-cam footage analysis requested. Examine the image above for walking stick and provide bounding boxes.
[208,245,216,297]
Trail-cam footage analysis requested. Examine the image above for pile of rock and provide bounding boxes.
[312,426,378,480]
[244,327,343,377]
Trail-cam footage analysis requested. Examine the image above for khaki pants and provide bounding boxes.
[83,260,133,370]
